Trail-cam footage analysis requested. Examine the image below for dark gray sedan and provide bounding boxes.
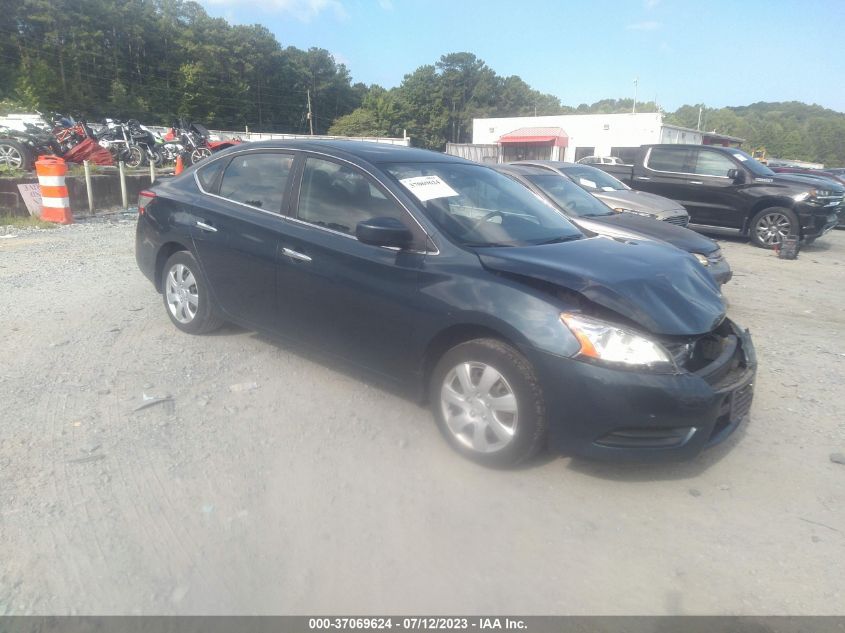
[515,160,690,226]
[494,164,731,285]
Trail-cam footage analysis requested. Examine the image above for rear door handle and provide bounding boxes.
[282,247,312,263]
[196,221,217,232]
[689,181,703,185]
[634,176,651,181]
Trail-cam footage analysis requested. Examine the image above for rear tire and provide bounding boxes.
[190,147,212,164]
[430,338,547,468]
[161,251,225,335]
[749,206,798,249]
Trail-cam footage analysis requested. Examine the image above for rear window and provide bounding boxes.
[196,159,225,192]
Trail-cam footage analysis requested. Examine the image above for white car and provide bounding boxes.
[577,155,624,165]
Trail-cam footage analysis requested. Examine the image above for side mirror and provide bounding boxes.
[727,168,746,184]
[356,216,413,248]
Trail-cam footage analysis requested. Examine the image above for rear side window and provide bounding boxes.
[297,157,408,236]
[693,150,737,177]
[646,147,697,174]
[218,153,294,213]
[196,159,225,192]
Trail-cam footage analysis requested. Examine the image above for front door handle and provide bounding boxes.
[282,247,312,263]
[634,176,651,181]
[689,181,703,185]
[196,221,217,232]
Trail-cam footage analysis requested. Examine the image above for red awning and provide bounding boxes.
[498,127,569,147]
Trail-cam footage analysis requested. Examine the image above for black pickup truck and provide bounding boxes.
[594,144,843,248]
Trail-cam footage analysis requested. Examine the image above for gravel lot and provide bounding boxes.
[1,215,843,615]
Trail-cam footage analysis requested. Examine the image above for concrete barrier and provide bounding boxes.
[0,171,169,217]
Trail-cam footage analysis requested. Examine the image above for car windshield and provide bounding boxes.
[525,174,615,217]
[560,165,629,191]
[725,148,776,177]
[382,162,583,247]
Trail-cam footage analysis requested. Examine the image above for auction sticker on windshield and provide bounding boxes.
[400,175,460,202]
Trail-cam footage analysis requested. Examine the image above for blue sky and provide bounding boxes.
[198,0,845,113]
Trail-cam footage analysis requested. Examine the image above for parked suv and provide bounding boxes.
[593,145,842,248]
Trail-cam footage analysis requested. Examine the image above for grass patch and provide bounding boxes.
[0,215,59,229]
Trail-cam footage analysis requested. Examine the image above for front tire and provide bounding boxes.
[125,145,146,168]
[430,338,547,467]
[749,206,798,249]
[161,251,225,334]
[190,147,212,164]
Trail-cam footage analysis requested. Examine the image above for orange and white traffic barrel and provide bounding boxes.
[35,156,73,224]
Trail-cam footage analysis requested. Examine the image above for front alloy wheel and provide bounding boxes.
[750,207,798,249]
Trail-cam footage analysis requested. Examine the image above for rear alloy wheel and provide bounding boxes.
[430,338,547,467]
[750,206,798,249]
[190,147,212,164]
[0,140,29,170]
[161,251,224,334]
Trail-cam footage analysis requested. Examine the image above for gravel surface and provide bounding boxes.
[1,216,843,615]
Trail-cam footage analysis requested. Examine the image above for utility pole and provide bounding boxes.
[697,105,703,131]
[307,89,314,135]
[632,77,638,114]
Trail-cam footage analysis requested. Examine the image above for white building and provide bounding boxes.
[470,112,741,164]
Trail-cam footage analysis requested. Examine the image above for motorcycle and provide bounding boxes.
[169,119,241,165]
[95,119,145,168]
[127,119,165,167]
[50,113,94,153]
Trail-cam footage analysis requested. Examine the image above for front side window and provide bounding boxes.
[693,150,737,177]
[383,162,583,247]
[297,157,409,237]
[218,153,294,212]
[645,147,697,174]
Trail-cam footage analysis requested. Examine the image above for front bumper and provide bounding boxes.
[534,320,756,461]
[797,204,840,240]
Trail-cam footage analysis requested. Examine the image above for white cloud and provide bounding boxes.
[201,0,348,22]
[644,0,660,9]
[626,20,661,30]
[378,0,394,9]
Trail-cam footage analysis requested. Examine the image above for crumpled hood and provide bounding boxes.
[476,236,725,336]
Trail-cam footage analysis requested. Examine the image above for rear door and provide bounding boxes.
[189,150,296,329]
[274,154,430,379]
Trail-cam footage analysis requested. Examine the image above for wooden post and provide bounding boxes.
[149,160,156,184]
[83,160,94,214]
[119,160,128,210]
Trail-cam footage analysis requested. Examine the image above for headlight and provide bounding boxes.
[707,247,724,263]
[614,207,656,218]
[793,191,813,202]
[693,253,709,266]
[560,313,676,371]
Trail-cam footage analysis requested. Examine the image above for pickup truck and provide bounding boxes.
[594,144,843,248]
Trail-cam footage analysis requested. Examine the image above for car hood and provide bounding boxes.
[770,173,845,193]
[592,189,687,215]
[580,213,719,254]
[476,236,725,336]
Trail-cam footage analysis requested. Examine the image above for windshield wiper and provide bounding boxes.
[462,241,516,248]
[533,234,582,245]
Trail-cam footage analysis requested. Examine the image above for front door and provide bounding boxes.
[274,155,430,380]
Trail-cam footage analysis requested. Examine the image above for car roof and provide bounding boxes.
[223,139,469,166]
[492,163,553,177]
